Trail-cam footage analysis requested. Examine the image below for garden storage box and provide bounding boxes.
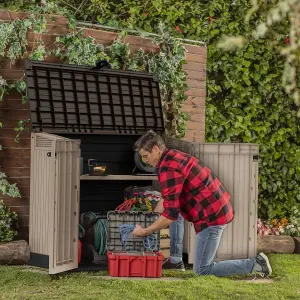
[25,60,258,275]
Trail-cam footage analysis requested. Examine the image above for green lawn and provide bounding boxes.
[0,254,299,300]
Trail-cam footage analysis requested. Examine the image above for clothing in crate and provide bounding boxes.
[115,186,161,212]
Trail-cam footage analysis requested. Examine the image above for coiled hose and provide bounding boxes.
[80,212,107,256]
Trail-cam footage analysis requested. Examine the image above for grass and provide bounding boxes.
[0,254,300,300]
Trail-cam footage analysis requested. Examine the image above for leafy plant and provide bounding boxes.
[147,22,189,138]
[14,119,31,143]
[0,172,21,198]
[9,79,28,104]
[54,29,109,66]
[218,0,300,115]
[108,38,146,71]
[0,76,8,102]
[0,19,32,64]
[0,199,18,242]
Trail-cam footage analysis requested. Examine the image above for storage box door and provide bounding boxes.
[49,139,80,274]
[29,133,56,267]
[248,160,258,257]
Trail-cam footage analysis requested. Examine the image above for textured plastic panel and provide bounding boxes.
[25,60,164,134]
[30,132,80,274]
[107,211,160,252]
[193,143,259,261]
[164,136,195,156]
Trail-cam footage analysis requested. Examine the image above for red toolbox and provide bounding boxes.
[107,251,164,278]
[106,211,163,278]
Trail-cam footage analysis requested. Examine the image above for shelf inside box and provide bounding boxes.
[80,175,158,180]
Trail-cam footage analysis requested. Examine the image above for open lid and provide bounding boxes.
[25,60,165,134]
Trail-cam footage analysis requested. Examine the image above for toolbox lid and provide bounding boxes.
[25,60,164,134]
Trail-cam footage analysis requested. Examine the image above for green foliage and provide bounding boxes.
[54,29,109,66]
[0,199,18,242]
[0,172,21,198]
[9,79,28,104]
[87,0,203,35]
[108,38,146,71]
[0,19,32,64]
[147,22,189,137]
[203,1,300,219]
[14,119,30,143]
[0,76,8,102]
[218,0,300,113]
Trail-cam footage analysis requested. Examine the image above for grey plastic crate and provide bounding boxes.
[107,211,160,252]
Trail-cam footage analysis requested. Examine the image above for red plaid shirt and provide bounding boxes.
[157,148,234,233]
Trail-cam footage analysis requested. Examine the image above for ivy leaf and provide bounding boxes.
[242,74,251,86]
[22,95,28,104]
[274,152,281,160]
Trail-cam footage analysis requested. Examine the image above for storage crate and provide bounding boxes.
[107,211,160,252]
[107,251,164,278]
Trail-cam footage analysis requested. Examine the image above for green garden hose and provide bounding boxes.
[79,211,108,256]
[93,218,107,256]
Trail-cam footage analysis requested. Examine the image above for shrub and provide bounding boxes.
[0,200,18,242]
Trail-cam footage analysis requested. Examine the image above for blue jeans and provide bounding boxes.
[169,214,185,263]
[193,224,255,276]
[169,217,256,276]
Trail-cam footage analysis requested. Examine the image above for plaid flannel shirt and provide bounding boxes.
[157,148,234,233]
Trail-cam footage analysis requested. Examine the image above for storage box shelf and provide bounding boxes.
[80,175,158,181]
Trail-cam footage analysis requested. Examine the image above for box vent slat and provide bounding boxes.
[36,136,53,148]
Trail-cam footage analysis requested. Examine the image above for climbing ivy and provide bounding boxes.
[0,172,20,198]
[147,23,189,138]
[0,18,32,64]
[54,29,109,66]
[107,38,146,72]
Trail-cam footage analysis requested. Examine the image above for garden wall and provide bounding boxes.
[0,10,206,240]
